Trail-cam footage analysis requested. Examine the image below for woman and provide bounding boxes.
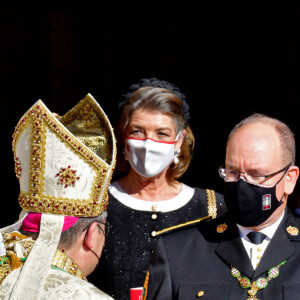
[88,78,226,300]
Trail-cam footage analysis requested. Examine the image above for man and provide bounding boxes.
[144,113,300,299]
[0,94,116,299]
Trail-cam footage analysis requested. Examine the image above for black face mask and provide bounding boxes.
[224,179,284,227]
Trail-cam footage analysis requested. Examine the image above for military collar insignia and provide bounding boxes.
[216,223,228,233]
[286,225,299,236]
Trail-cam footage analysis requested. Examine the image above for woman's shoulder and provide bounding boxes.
[192,186,223,198]
[189,186,226,217]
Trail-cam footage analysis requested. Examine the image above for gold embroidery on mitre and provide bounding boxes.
[286,225,299,236]
[12,94,116,217]
[59,99,113,165]
[14,157,22,180]
[56,166,80,188]
[216,223,228,233]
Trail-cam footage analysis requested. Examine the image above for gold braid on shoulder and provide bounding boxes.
[206,189,217,219]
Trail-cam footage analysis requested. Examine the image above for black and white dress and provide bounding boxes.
[88,181,226,300]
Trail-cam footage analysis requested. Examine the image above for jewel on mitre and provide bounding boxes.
[56,166,80,188]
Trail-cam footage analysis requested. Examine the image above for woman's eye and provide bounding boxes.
[129,130,144,137]
[158,132,169,137]
[129,129,141,134]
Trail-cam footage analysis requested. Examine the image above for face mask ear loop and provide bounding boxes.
[278,193,285,205]
[173,131,182,164]
[84,226,101,261]
[174,130,183,152]
[272,167,290,205]
[175,130,182,142]
[277,166,291,185]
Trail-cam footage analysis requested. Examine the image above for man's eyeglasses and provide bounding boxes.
[97,222,110,237]
[218,162,292,185]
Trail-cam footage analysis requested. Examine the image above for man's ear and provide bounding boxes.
[284,166,299,195]
[84,222,98,249]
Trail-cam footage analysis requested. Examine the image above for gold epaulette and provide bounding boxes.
[206,189,217,219]
[155,215,212,237]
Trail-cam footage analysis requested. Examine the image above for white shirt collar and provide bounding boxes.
[237,210,285,241]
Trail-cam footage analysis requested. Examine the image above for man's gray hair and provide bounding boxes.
[20,211,107,250]
[58,211,107,250]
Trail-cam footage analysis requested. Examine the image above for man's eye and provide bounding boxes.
[227,170,238,175]
[249,173,264,178]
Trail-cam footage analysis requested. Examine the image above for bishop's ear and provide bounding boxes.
[84,222,98,249]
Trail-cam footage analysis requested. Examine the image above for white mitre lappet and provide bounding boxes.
[0,94,116,299]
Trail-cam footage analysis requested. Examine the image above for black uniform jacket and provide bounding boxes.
[144,209,300,300]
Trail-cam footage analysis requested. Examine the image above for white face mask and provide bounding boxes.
[125,132,181,178]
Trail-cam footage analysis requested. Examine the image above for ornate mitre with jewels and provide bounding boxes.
[0,94,116,299]
[12,93,116,217]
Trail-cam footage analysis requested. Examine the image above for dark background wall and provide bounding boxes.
[1,3,299,227]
